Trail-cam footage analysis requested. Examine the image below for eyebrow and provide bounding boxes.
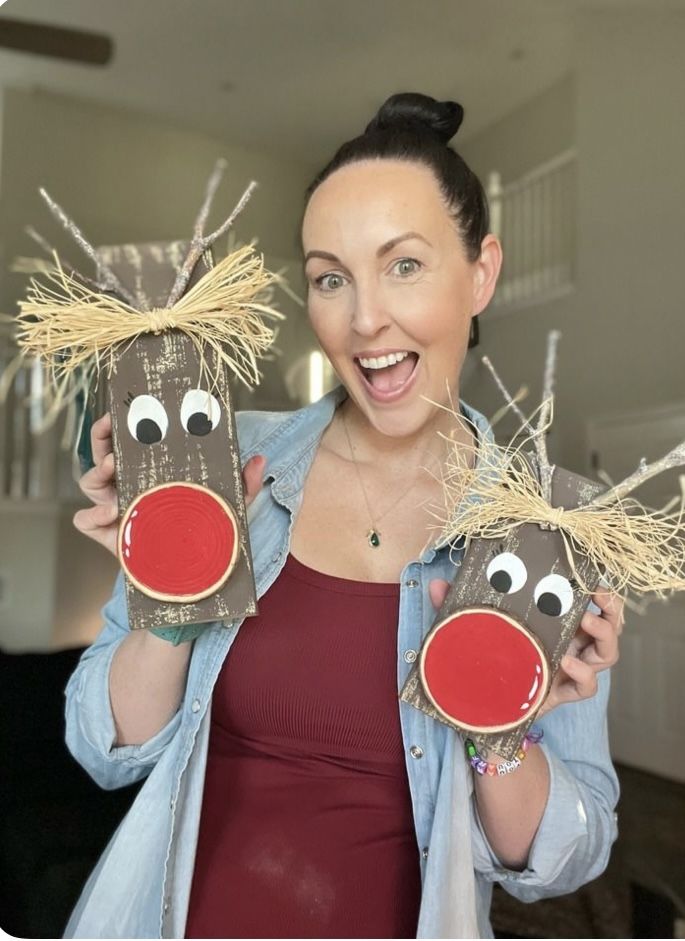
[304,231,432,266]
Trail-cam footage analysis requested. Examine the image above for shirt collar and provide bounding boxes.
[262,385,494,516]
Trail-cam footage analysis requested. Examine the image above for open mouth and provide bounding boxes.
[354,350,419,399]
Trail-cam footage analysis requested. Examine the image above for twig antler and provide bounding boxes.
[480,330,560,514]
[590,441,685,506]
[166,159,257,307]
[39,188,138,307]
[24,226,101,292]
[481,355,534,434]
[536,329,561,506]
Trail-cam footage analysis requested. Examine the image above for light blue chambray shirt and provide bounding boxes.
[64,386,618,939]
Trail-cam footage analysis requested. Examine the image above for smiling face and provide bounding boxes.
[302,159,501,438]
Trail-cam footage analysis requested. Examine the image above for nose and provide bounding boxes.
[119,481,239,601]
[350,280,392,337]
[420,607,550,733]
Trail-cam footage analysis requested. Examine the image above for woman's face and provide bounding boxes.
[302,159,501,438]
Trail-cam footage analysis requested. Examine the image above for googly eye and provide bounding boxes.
[486,552,528,594]
[534,573,575,617]
[180,389,221,436]
[127,394,168,444]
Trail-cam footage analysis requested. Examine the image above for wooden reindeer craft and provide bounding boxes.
[401,332,685,760]
[10,161,283,631]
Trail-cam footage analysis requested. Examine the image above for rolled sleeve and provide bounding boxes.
[64,571,182,790]
[471,670,619,900]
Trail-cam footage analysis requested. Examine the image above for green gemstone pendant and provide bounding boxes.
[368,529,381,548]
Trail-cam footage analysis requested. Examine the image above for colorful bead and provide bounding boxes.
[465,728,544,777]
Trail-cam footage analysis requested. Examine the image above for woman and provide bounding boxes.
[65,93,621,939]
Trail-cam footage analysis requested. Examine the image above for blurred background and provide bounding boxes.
[0,0,683,937]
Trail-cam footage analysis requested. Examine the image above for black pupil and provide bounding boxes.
[188,412,213,436]
[136,418,162,444]
[537,592,562,617]
[490,570,512,593]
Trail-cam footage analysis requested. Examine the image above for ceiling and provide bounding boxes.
[0,0,681,167]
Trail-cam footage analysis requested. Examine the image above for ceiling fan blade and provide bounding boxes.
[0,17,113,65]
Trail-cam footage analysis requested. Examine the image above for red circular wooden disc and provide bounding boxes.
[420,607,549,733]
[118,482,240,602]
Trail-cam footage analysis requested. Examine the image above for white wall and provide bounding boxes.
[459,75,578,458]
[460,11,685,473]
[0,86,313,312]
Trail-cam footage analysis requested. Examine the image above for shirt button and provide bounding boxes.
[410,745,424,759]
[404,649,417,664]
[191,699,201,713]
[271,551,281,563]
[405,578,419,588]
[163,898,170,914]
[422,846,429,860]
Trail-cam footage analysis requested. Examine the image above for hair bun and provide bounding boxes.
[364,92,464,144]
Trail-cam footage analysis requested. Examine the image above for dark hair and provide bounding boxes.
[305,92,490,262]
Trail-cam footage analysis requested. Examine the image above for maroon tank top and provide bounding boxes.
[185,553,421,939]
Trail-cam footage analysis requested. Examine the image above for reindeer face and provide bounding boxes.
[100,242,256,631]
[112,331,241,604]
[401,463,602,759]
[420,523,590,734]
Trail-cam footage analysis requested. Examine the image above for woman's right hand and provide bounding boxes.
[73,412,119,557]
[73,411,266,558]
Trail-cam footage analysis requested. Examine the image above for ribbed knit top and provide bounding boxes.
[185,553,421,939]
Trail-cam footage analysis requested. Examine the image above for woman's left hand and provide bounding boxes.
[537,589,624,717]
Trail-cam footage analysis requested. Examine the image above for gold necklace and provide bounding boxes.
[340,409,437,549]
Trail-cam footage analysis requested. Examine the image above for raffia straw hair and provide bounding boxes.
[12,243,284,418]
[436,423,685,598]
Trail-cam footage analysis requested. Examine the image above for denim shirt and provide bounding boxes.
[64,386,618,939]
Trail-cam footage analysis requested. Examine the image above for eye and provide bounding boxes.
[126,394,168,444]
[486,552,527,594]
[181,389,221,436]
[314,272,347,292]
[393,257,422,276]
[534,573,575,617]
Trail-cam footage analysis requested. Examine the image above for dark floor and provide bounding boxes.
[491,764,685,939]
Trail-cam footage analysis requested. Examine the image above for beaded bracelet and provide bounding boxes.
[465,728,544,777]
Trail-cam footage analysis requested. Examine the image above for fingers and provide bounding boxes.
[578,611,620,667]
[242,454,266,506]
[551,654,599,705]
[90,412,113,466]
[591,589,625,634]
[73,502,118,532]
[73,503,119,556]
[79,451,117,505]
[543,593,623,714]
[428,578,450,610]
[75,414,118,554]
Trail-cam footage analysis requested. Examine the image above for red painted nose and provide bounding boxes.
[420,608,549,733]
[118,482,239,602]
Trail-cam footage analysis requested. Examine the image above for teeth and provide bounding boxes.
[358,351,410,369]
